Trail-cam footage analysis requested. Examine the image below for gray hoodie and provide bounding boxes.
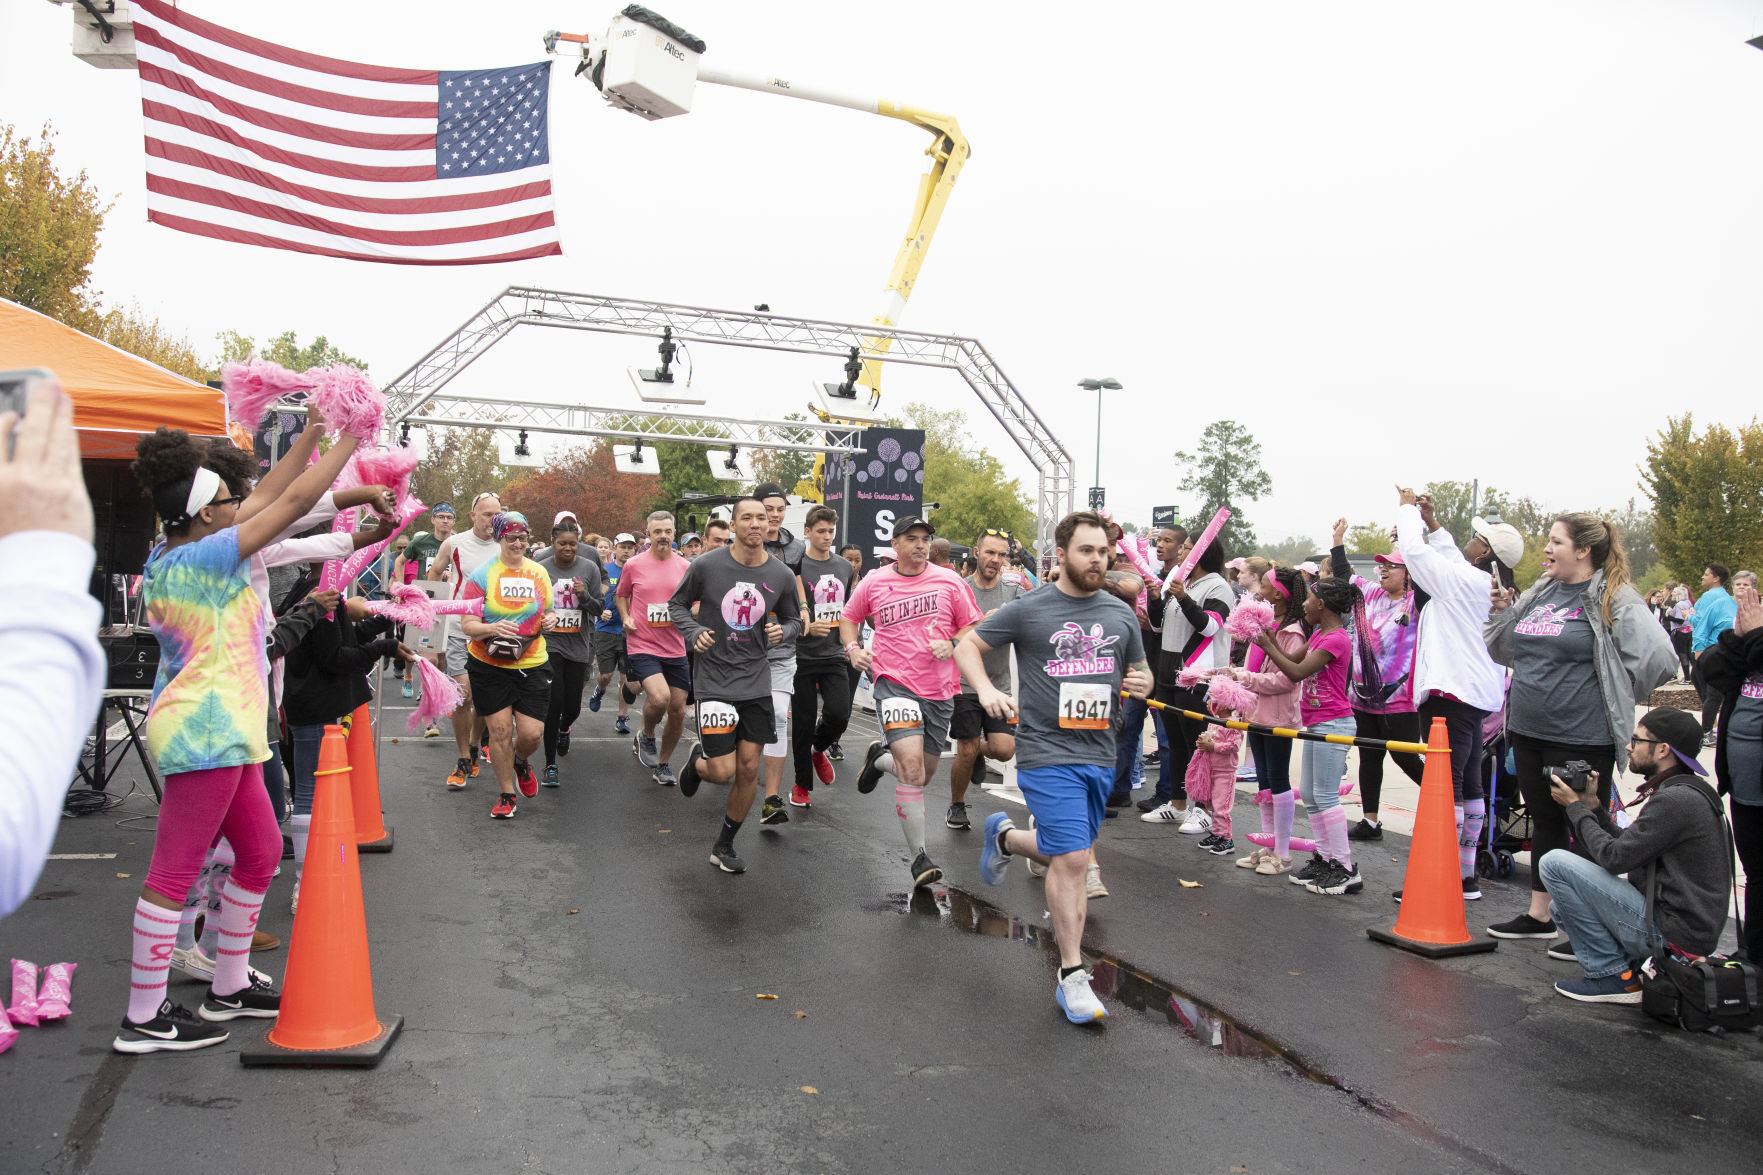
[1485,569,1677,762]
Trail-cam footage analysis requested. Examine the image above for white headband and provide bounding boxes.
[184,466,222,520]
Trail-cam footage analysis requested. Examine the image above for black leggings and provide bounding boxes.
[1731,800,1763,963]
[792,660,852,789]
[1248,731,1292,795]
[1692,658,1724,736]
[1352,708,1424,815]
[543,657,589,764]
[1671,630,1693,681]
[1508,731,1617,894]
[1153,683,1205,801]
[1416,694,1488,804]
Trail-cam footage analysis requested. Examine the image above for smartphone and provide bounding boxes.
[0,368,57,458]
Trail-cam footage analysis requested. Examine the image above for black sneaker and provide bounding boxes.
[1135,796,1162,813]
[710,844,745,874]
[1306,860,1363,895]
[945,803,971,830]
[199,977,281,1022]
[1487,914,1557,940]
[910,852,943,888]
[1289,855,1329,886]
[1348,819,1383,841]
[1196,832,1222,850]
[1462,875,1482,901]
[1206,837,1236,857]
[827,742,844,762]
[760,795,790,825]
[1547,939,1578,962]
[971,757,988,787]
[1105,790,1133,809]
[113,999,230,1053]
[679,742,703,799]
[857,741,887,794]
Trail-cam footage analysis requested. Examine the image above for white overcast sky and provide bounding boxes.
[5,0,1762,544]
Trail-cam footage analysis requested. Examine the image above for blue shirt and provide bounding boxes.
[1691,586,1735,653]
[595,560,624,634]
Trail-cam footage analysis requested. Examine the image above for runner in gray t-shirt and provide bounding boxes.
[534,521,603,785]
[948,531,1025,826]
[959,511,1152,1026]
[666,497,801,875]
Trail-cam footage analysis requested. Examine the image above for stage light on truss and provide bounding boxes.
[705,446,754,483]
[629,325,706,404]
[809,381,887,425]
[506,429,544,468]
[614,441,660,475]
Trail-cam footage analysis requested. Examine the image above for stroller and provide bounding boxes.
[1480,730,1524,879]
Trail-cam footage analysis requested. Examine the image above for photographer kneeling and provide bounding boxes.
[1541,707,1729,1005]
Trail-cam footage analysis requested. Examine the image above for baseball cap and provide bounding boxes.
[614,532,637,544]
[682,532,700,543]
[1636,707,1708,777]
[1373,550,1406,567]
[553,510,578,528]
[1296,561,1320,575]
[752,482,788,502]
[891,516,935,539]
[1471,516,1525,568]
[1225,557,1246,571]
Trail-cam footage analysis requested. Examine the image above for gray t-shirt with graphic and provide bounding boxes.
[1725,671,1763,807]
[961,575,1025,694]
[668,546,801,701]
[535,553,602,664]
[794,552,856,665]
[973,586,1144,771]
[1507,578,1603,743]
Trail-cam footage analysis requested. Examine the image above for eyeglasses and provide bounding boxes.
[211,495,245,508]
[1627,736,1667,747]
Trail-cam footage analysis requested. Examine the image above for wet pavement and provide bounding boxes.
[3,703,1758,1175]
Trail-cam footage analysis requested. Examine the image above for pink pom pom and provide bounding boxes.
[1206,674,1257,716]
[364,582,437,628]
[408,658,465,732]
[350,445,421,512]
[1175,665,1210,689]
[310,364,386,441]
[221,356,319,430]
[1225,597,1276,643]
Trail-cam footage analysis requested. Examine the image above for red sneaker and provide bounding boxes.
[490,793,517,819]
[514,759,538,798]
[811,750,835,785]
[789,785,812,808]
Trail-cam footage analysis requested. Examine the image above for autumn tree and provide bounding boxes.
[0,123,111,329]
[1173,420,1272,552]
[217,329,366,372]
[500,442,660,541]
[411,428,508,518]
[1641,415,1763,581]
[94,303,212,382]
[1344,522,1393,556]
[900,401,1035,551]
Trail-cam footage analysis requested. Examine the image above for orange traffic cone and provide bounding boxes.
[346,702,393,852]
[1367,717,1499,959]
[242,725,402,1067]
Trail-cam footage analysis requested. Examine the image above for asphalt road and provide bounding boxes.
[4,706,1758,1175]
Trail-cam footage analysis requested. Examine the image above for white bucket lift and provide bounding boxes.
[50,0,139,69]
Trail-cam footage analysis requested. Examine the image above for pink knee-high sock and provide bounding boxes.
[211,878,267,997]
[1272,792,1296,858]
[1327,807,1354,868]
[1257,791,1273,836]
[1460,799,1486,880]
[197,839,235,955]
[128,898,180,1024]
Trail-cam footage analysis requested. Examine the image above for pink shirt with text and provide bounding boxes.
[1299,627,1354,726]
[844,563,984,700]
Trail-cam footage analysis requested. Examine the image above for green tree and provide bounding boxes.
[411,428,508,516]
[1173,420,1272,553]
[1258,535,1320,565]
[1345,522,1393,556]
[1419,480,1478,546]
[0,122,111,329]
[901,401,1035,550]
[749,412,818,498]
[217,329,366,372]
[93,303,212,383]
[1640,415,1763,581]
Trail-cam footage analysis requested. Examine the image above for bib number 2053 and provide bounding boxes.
[1058,683,1112,730]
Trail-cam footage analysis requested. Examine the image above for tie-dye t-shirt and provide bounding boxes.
[143,527,271,774]
[464,556,552,669]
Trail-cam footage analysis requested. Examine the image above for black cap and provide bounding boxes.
[892,515,935,538]
[1636,707,1708,776]
[752,482,788,502]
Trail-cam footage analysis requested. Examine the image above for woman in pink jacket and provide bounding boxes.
[1227,565,1309,876]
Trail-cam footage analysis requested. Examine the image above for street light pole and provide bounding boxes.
[1076,377,1122,510]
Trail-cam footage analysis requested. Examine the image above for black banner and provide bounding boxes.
[824,427,925,573]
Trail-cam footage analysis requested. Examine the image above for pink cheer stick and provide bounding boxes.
[1167,507,1230,588]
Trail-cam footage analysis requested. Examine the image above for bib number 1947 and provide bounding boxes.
[1058,683,1111,730]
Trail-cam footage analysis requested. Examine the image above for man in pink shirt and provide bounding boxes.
[615,511,693,786]
[839,516,984,889]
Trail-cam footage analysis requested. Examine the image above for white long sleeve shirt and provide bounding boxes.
[1394,504,1507,713]
[0,532,105,918]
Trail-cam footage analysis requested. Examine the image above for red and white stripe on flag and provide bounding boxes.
[130,0,561,265]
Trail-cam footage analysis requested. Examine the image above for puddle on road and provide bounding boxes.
[875,886,1326,1082]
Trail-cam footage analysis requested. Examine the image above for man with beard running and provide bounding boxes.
[667,498,800,873]
[840,516,984,888]
[964,512,1152,1023]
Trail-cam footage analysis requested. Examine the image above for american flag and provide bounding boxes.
[131,0,561,265]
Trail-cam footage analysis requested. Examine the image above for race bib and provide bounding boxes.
[880,696,923,732]
[1058,682,1112,730]
[816,602,843,623]
[646,602,673,628]
[498,576,537,605]
[553,609,582,634]
[698,701,738,738]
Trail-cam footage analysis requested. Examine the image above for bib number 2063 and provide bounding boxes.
[880,697,923,732]
[1058,683,1111,730]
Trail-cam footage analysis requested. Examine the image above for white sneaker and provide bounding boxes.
[1178,808,1213,835]
[1140,801,1185,824]
[1056,968,1108,1023]
[173,945,271,986]
[1085,864,1109,899]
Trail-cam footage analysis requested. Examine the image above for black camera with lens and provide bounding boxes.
[1553,759,1596,793]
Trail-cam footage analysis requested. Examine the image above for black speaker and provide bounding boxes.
[84,460,157,623]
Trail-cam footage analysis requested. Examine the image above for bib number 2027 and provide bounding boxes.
[1058,683,1111,730]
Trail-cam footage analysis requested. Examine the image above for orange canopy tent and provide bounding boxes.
[0,297,230,459]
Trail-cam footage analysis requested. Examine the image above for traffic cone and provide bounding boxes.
[242,725,402,1067]
[1367,717,1499,959]
[346,702,393,852]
